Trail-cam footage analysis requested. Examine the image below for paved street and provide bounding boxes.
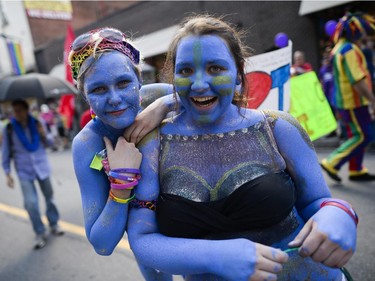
[0,147,374,281]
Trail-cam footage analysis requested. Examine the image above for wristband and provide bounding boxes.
[110,179,139,190]
[320,199,359,226]
[111,168,140,175]
[109,190,136,204]
[108,170,141,182]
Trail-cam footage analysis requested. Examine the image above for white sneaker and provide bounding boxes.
[34,234,47,250]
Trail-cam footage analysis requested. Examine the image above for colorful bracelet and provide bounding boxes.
[109,177,126,184]
[108,170,141,182]
[320,199,359,226]
[109,190,136,204]
[111,168,141,175]
[110,179,139,190]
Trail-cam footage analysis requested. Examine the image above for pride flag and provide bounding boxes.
[58,23,75,130]
[6,40,25,75]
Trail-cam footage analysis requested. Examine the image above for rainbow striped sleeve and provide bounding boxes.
[341,45,368,85]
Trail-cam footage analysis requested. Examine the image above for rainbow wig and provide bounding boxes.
[332,12,375,43]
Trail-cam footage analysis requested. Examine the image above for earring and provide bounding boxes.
[90,107,97,121]
[236,75,242,85]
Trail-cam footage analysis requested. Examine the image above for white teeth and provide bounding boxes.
[192,97,214,102]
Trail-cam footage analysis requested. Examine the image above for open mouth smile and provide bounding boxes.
[190,96,217,107]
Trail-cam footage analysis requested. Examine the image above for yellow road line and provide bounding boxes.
[0,202,131,251]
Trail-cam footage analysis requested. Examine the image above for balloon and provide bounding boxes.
[325,20,337,36]
[274,32,289,48]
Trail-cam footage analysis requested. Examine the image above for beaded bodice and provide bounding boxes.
[159,116,287,202]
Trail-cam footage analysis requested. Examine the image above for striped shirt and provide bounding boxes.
[332,38,372,109]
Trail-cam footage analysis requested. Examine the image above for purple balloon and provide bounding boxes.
[325,20,337,36]
[274,32,289,48]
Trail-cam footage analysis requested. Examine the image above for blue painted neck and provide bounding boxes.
[178,104,244,135]
[95,118,124,141]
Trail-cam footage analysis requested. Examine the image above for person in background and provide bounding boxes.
[39,104,58,151]
[79,108,91,129]
[319,51,335,112]
[320,12,375,182]
[126,15,357,280]
[291,50,313,76]
[1,99,64,250]
[318,48,338,137]
[53,107,70,150]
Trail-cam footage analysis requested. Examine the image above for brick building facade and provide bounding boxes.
[29,1,374,79]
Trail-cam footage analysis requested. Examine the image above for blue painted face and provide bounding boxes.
[174,35,239,124]
[83,51,141,129]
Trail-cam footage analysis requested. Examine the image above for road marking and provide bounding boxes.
[0,202,131,251]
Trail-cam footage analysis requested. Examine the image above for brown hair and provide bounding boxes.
[163,15,252,107]
[11,99,29,110]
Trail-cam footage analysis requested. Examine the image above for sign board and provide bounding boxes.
[244,41,292,111]
[289,71,337,141]
[23,0,72,21]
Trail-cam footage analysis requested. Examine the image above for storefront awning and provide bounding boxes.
[133,25,179,58]
[299,0,357,16]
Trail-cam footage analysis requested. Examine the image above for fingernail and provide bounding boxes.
[288,240,295,245]
[299,247,309,256]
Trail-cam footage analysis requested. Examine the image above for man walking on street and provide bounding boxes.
[321,12,375,182]
[1,99,64,250]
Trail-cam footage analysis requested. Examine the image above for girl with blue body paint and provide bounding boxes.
[69,27,173,280]
[126,16,357,280]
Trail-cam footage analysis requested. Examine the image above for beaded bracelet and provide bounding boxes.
[109,190,136,204]
[320,199,359,226]
[130,198,157,211]
[110,179,139,190]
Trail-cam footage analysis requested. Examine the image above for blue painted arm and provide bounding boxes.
[271,111,331,218]
[127,131,277,281]
[72,126,128,255]
[140,83,174,110]
[272,111,356,261]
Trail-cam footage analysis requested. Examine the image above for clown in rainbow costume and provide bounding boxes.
[321,12,375,182]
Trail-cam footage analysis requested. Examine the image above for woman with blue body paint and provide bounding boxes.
[69,27,173,280]
[126,16,357,280]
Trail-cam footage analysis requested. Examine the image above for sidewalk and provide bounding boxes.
[0,209,144,281]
